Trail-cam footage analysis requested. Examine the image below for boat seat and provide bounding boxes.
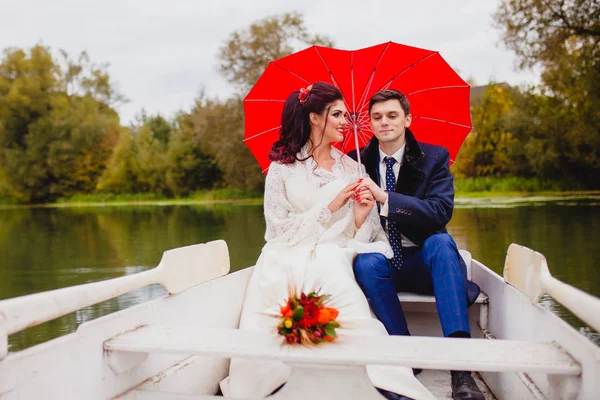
[133,392,219,399]
[397,249,486,304]
[104,326,581,376]
[398,292,488,304]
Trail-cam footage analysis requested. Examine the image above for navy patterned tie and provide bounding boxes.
[384,156,403,271]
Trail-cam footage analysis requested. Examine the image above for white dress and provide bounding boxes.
[220,146,435,400]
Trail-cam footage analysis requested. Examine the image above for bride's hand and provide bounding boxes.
[357,177,388,204]
[354,187,375,229]
[328,180,361,214]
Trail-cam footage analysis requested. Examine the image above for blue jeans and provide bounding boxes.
[353,233,471,337]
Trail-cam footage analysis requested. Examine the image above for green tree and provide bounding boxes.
[494,0,600,186]
[96,127,136,193]
[98,112,221,196]
[59,49,127,106]
[218,11,333,93]
[197,12,334,192]
[135,111,172,144]
[191,96,262,190]
[129,123,168,193]
[0,45,123,202]
[494,0,599,69]
[44,96,119,197]
[454,84,517,177]
[165,112,220,196]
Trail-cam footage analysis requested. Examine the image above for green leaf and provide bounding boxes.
[292,305,304,322]
[327,321,340,328]
[324,325,337,339]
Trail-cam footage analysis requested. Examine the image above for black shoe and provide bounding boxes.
[376,388,414,400]
[451,371,485,400]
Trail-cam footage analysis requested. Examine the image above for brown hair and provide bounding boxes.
[268,82,343,164]
[368,89,410,116]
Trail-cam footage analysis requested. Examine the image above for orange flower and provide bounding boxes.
[280,303,291,316]
[317,308,331,324]
[323,335,335,342]
[327,307,339,320]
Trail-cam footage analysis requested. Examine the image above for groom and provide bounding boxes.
[350,89,485,400]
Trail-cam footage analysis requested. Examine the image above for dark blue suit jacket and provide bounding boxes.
[348,128,454,245]
[349,128,480,304]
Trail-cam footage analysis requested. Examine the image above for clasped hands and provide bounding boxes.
[327,177,385,229]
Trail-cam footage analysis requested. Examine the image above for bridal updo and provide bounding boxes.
[268,81,343,164]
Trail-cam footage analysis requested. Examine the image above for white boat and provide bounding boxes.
[1,241,599,399]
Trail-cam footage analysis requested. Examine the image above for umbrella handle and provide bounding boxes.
[353,123,363,179]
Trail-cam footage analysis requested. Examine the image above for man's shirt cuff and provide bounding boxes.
[379,197,389,217]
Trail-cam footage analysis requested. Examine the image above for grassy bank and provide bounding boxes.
[454,177,594,197]
[57,188,263,203]
[1,178,599,208]
[0,188,263,208]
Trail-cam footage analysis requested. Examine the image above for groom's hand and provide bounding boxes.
[358,177,388,204]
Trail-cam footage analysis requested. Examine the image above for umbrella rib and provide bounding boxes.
[315,46,350,108]
[406,85,469,97]
[357,109,370,127]
[364,51,438,108]
[351,50,356,111]
[356,75,375,114]
[356,42,391,112]
[348,49,366,162]
[358,129,370,146]
[243,126,281,142]
[314,46,337,84]
[413,115,472,128]
[271,52,317,85]
[356,109,370,121]
[244,99,286,103]
[361,127,373,141]
[313,47,352,112]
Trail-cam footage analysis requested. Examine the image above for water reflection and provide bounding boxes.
[1,201,598,351]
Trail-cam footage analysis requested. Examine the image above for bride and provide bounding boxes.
[220,82,434,400]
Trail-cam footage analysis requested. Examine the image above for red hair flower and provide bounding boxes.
[298,84,312,104]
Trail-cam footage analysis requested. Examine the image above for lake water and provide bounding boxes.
[1,198,599,352]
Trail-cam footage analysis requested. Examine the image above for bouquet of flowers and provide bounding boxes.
[277,291,340,345]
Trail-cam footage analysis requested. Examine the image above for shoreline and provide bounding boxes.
[455,193,600,208]
[0,191,599,210]
[0,198,264,210]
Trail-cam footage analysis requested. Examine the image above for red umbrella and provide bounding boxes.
[243,41,471,172]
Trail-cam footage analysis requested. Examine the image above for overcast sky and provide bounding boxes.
[0,0,538,124]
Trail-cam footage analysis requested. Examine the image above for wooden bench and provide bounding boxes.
[105,326,579,375]
[105,326,580,400]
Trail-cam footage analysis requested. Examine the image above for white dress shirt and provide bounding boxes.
[378,145,418,248]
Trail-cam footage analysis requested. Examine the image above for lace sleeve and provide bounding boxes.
[263,162,332,245]
[355,201,387,243]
